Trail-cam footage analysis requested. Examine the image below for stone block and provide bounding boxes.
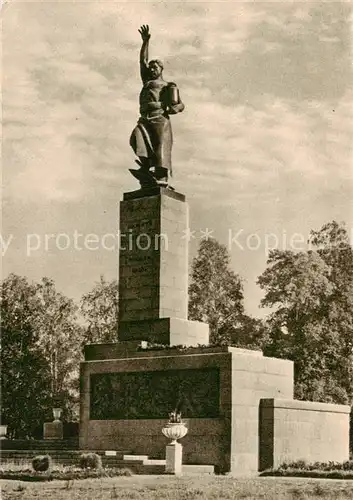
[231,417,259,455]
[43,421,63,440]
[123,186,185,202]
[121,286,156,300]
[122,298,153,311]
[84,341,143,361]
[118,317,209,346]
[165,442,183,475]
[230,452,259,476]
[123,308,161,322]
[169,318,209,346]
[118,189,189,327]
[228,347,263,357]
[231,353,294,377]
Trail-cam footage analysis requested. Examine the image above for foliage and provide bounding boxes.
[80,276,119,343]
[1,273,117,438]
[189,238,270,349]
[227,315,270,351]
[261,459,353,479]
[0,274,82,437]
[258,221,353,405]
[188,238,244,345]
[32,455,52,472]
[34,277,83,420]
[136,342,204,351]
[0,274,52,438]
[277,460,353,471]
[112,468,133,477]
[0,466,133,482]
[261,469,353,479]
[168,410,182,423]
[136,342,261,353]
[79,453,102,470]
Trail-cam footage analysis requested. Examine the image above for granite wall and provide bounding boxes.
[259,398,351,470]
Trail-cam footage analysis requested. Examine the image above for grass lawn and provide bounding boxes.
[1,475,353,499]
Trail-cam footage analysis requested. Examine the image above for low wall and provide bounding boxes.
[259,398,351,470]
[81,418,226,466]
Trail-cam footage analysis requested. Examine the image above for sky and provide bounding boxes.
[2,0,353,317]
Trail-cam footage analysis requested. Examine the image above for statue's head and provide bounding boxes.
[148,59,163,79]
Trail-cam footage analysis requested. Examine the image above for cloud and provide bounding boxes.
[2,1,267,202]
[2,1,352,318]
[171,86,353,217]
[3,1,352,196]
[3,1,352,208]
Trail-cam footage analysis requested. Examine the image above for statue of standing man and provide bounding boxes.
[129,25,185,188]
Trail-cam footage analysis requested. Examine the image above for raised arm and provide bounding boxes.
[138,25,150,82]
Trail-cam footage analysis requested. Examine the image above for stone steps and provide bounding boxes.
[182,464,215,475]
[123,455,214,475]
[1,446,214,475]
[1,459,165,475]
[1,450,157,470]
[1,452,130,468]
[1,450,127,459]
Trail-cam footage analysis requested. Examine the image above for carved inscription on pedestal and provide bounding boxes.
[90,368,220,420]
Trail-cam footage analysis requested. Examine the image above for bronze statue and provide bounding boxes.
[129,25,185,188]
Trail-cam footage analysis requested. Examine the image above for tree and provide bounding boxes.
[229,315,270,351]
[188,238,245,345]
[258,221,353,405]
[0,274,52,438]
[80,276,119,343]
[1,274,83,437]
[34,277,83,420]
[309,221,353,403]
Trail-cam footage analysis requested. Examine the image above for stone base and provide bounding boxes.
[118,317,209,346]
[165,442,183,475]
[80,346,294,474]
[43,421,63,440]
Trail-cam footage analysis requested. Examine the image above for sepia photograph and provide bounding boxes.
[1,1,353,498]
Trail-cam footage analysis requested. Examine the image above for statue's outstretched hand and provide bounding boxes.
[138,25,150,41]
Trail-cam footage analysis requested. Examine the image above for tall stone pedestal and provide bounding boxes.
[118,187,209,346]
[165,442,183,475]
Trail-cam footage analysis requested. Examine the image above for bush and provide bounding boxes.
[0,466,133,482]
[343,460,353,471]
[63,422,79,438]
[278,459,353,472]
[260,459,353,479]
[32,455,52,472]
[115,467,133,476]
[79,452,102,469]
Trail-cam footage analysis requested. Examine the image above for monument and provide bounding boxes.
[129,25,184,189]
[79,26,350,475]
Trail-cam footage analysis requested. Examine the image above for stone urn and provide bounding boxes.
[52,408,62,422]
[0,424,8,440]
[162,422,188,444]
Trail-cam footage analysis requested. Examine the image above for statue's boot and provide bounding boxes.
[129,158,157,188]
[154,167,171,188]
